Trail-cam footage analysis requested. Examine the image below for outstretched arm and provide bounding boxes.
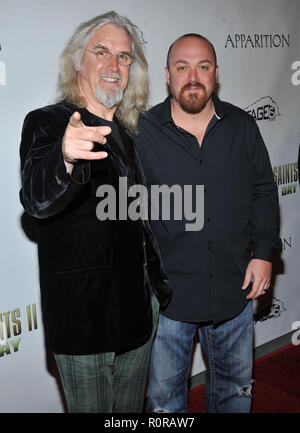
[20,107,109,218]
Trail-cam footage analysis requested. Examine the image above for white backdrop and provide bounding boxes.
[0,0,299,412]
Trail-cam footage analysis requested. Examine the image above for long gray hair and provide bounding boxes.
[56,11,148,134]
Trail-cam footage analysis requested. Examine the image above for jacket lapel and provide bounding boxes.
[114,119,139,185]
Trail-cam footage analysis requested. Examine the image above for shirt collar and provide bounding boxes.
[158,92,226,128]
[159,95,174,127]
[212,93,226,119]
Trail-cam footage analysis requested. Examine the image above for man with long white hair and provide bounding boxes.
[19,11,171,413]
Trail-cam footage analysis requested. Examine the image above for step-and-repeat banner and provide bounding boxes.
[0,0,299,412]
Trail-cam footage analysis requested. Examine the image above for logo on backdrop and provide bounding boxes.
[254,297,286,325]
[244,97,280,121]
[291,322,300,346]
[280,236,293,251]
[0,43,6,86]
[224,34,290,48]
[0,303,38,357]
[291,61,300,86]
[273,162,299,196]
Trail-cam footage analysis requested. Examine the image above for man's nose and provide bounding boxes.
[187,67,199,82]
[108,54,120,71]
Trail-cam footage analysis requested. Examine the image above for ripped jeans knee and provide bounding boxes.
[237,380,254,398]
[152,407,170,413]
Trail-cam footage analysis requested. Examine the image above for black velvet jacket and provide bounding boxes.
[19,101,171,355]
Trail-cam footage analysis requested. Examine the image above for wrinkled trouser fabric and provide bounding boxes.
[55,294,159,413]
[148,302,253,413]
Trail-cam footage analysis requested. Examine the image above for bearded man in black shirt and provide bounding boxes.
[134,34,281,413]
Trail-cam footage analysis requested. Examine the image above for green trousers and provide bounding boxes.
[54,295,159,413]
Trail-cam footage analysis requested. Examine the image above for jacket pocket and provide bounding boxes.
[56,264,111,276]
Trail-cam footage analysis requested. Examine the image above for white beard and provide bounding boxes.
[96,74,124,108]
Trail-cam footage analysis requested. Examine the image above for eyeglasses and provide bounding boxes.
[86,48,134,66]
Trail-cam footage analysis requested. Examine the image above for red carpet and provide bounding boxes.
[188,344,300,413]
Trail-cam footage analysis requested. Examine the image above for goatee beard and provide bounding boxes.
[96,73,124,109]
[177,82,208,114]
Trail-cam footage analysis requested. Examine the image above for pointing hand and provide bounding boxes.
[62,111,111,164]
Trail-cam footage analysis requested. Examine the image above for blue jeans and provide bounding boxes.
[148,302,253,413]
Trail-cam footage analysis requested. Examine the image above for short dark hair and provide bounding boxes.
[166,33,217,69]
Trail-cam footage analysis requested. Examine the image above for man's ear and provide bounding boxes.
[73,51,82,72]
[215,65,219,82]
[165,66,170,86]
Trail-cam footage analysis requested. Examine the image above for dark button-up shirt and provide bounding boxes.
[134,94,281,323]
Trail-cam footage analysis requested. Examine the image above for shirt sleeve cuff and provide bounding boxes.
[252,242,276,262]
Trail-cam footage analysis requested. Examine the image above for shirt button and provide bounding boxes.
[209,274,213,279]
[144,261,147,267]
